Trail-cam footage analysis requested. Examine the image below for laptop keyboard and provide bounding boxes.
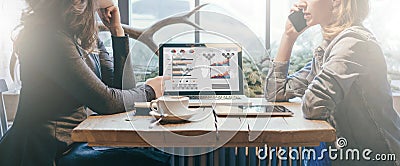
[189,95,242,100]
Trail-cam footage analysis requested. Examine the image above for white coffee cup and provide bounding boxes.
[150,96,193,117]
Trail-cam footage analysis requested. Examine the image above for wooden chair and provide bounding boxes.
[0,79,8,138]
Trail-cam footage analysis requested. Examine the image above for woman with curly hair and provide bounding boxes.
[0,0,169,165]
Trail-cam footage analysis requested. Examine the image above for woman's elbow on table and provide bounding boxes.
[87,88,136,115]
[301,98,332,120]
[265,83,290,102]
[266,93,289,102]
[90,101,126,115]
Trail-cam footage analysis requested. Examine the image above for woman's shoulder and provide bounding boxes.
[46,30,76,48]
[332,26,377,46]
[341,26,376,42]
[18,28,81,60]
[20,28,74,49]
[328,26,379,51]
[326,26,383,60]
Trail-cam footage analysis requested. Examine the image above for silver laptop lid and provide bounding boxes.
[159,43,244,96]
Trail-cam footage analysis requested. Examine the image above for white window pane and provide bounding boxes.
[130,0,196,44]
[129,0,196,81]
[200,0,266,46]
[130,0,195,28]
[366,0,400,82]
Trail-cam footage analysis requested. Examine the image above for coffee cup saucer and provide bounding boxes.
[149,110,197,122]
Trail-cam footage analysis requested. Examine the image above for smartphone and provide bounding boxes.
[98,0,116,8]
[288,10,307,32]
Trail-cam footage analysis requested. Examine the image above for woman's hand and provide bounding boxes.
[98,6,125,37]
[275,1,309,62]
[145,76,171,98]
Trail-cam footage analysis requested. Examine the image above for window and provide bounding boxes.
[3,1,397,93]
[0,0,25,91]
[124,0,268,96]
[366,0,400,90]
[123,0,400,94]
[128,0,196,82]
[199,0,266,45]
[198,0,267,97]
[130,0,195,28]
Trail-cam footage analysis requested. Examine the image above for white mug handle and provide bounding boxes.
[150,100,159,113]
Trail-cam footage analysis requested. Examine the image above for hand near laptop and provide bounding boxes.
[146,76,171,98]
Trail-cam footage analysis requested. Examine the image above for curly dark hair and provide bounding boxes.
[16,0,98,51]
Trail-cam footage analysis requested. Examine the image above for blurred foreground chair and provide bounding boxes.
[393,93,400,113]
[0,79,8,138]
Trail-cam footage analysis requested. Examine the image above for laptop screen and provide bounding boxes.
[159,43,243,96]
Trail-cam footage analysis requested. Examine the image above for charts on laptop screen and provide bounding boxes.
[160,43,243,95]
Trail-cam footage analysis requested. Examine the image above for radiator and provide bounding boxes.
[164,147,304,166]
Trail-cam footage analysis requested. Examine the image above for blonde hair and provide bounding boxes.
[323,0,370,40]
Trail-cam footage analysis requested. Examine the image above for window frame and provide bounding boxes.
[118,0,130,25]
[118,0,271,49]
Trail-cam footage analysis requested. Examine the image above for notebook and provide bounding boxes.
[159,43,252,106]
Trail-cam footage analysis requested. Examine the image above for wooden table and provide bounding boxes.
[72,99,336,148]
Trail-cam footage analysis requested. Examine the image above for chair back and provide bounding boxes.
[0,79,8,137]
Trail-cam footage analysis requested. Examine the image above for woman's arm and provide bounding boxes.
[98,5,156,101]
[265,31,311,102]
[265,2,313,101]
[109,34,134,89]
[265,60,313,101]
[97,39,114,86]
[97,36,141,89]
[40,33,146,115]
[98,35,156,101]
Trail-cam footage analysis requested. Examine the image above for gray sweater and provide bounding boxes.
[0,28,155,165]
[265,26,400,166]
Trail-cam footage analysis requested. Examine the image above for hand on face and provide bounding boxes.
[98,6,124,36]
[285,1,310,39]
[146,76,171,99]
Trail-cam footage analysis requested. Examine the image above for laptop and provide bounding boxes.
[159,43,252,106]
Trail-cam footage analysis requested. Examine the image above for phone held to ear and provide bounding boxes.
[288,10,307,32]
[98,0,116,8]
